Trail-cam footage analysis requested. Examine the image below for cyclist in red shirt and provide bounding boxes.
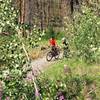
[49,36,57,54]
[49,37,56,46]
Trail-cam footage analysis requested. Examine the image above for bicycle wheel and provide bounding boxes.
[46,52,53,61]
[55,49,60,59]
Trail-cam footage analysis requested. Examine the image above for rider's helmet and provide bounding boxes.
[62,37,66,44]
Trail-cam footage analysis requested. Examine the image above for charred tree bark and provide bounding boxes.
[13,0,83,31]
[40,0,43,31]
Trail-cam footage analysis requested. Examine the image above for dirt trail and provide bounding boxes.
[26,55,54,78]
[31,56,53,73]
[26,51,63,78]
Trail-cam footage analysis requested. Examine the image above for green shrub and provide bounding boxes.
[0,33,39,99]
[0,0,18,33]
[74,7,100,63]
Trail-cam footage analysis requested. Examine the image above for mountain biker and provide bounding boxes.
[62,37,70,58]
[49,36,57,54]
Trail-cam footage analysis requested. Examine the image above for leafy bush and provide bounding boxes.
[0,0,18,33]
[0,0,43,98]
[2,74,96,99]
[0,42,97,100]
[0,28,44,99]
[0,34,31,99]
[74,7,100,63]
[26,27,44,48]
[39,76,82,100]
[44,26,55,39]
[0,1,99,99]
[0,35,28,69]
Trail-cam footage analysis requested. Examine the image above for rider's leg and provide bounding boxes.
[54,46,58,55]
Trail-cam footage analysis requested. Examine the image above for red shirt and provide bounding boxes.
[49,38,56,46]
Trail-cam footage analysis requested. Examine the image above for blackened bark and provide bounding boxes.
[70,0,74,14]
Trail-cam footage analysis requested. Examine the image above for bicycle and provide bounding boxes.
[46,46,60,61]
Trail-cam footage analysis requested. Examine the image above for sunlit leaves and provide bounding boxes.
[0,0,18,33]
[74,7,100,63]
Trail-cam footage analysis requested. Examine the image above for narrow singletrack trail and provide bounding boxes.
[26,52,63,78]
[27,55,55,78]
[31,56,53,73]
[31,51,63,71]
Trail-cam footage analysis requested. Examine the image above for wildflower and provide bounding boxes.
[34,81,42,100]
[6,96,10,100]
[27,72,33,81]
[35,87,40,97]
[57,91,65,100]
[59,95,65,100]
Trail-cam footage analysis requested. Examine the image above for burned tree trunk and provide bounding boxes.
[13,0,83,31]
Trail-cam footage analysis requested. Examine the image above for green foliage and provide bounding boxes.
[0,0,43,98]
[2,76,35,99]
[0,39,97,99]
[0,35,25,69]
[0,34,32,99]
[55,31,65,39]
[0,27,44,99]
[45,26,64,40]
[36,74,83,99]
[0,1,99,99]
[25,27,45,48]
[44,26,55,39]
[0,35,98,99]
[74,7,100,63]
[0,0,18,33]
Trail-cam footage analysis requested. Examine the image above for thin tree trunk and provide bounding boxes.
[18,0,26,37]
[40,0,43,31]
